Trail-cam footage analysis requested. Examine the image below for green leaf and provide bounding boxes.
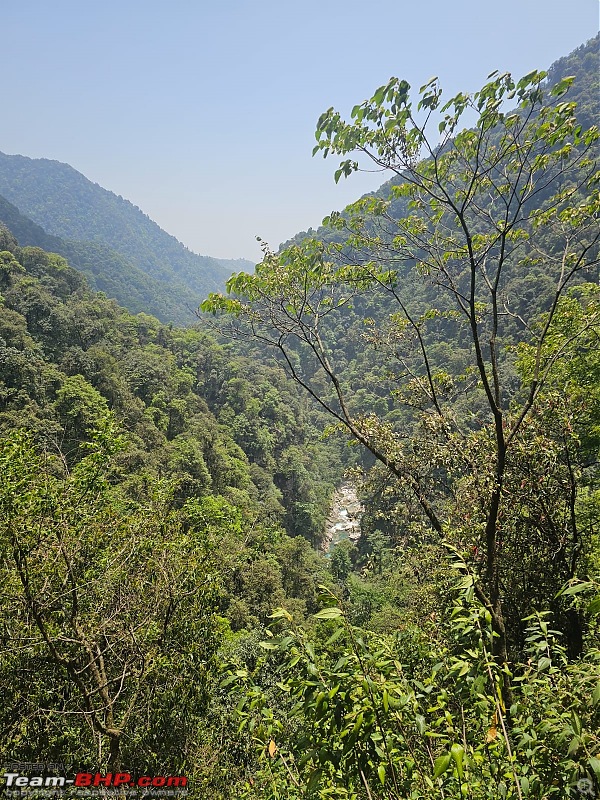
[313,607,343,620]
[587,595,600,616]
[258,641,278,650]
[268,607,293,621]
[419,76,438,93]
[550,76,575,97]
[378,764,386,785]
[325,626,345,646]
[589,757,600,776]
[450,743,465,781]
[557,581,594,597]
[306,768,322,794]
[568,736,581,756]
[433,754,451,779]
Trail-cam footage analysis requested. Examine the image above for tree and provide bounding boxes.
[203,69,600,686]
[0,421,220,772]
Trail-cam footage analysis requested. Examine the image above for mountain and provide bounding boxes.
[1,36,599,799]
[0,193,216,321]
[0,154,253,324]
[282,34,599,252]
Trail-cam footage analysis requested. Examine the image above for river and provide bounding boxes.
[322,482,363,553]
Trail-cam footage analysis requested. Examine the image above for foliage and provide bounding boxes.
[0,423,220,771]
[0,231,338,792]
[203,64,600,673]
[0,226,341,541]
[0,38,599,800]
[224,579,600,799]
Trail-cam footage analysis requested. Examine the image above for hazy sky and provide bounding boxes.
[2,1,598,262]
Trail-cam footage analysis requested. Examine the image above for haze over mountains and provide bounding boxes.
[0,153,253,324]
[0,35,597,328]
[0,31,599,798]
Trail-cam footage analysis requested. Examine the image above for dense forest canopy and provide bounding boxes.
[0,34,599,800]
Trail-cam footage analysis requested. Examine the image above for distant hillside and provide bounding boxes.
[0,193,222,321]
[0,155,253,324]
[0,194,65,254]
[282,34,599,251]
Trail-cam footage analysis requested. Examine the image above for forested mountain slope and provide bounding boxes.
[0,223,352,791]
[0,153,253,323]
[1,35,599,800]
[0,223,339,543]
[0,193,203,320]
[202,36,600,796]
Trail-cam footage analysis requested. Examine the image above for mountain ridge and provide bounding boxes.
[281,33,599,252]
[0,152,253,324]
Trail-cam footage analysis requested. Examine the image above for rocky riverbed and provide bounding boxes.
[323,482,363,553]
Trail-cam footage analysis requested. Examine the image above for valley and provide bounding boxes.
[0,33,598,800]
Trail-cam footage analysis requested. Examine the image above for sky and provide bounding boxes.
[1,1,598,262]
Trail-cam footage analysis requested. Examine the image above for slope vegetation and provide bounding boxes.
[0,154,253,323]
